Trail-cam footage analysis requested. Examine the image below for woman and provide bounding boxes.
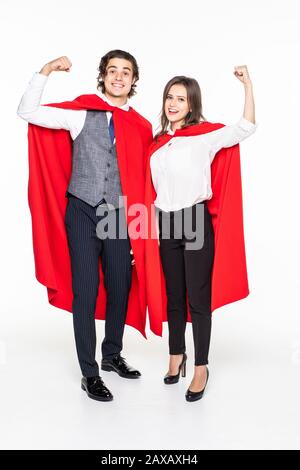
[145,65,257,402]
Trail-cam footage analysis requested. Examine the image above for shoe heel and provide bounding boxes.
[181,361,186,378]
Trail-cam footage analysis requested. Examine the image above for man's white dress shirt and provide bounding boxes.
[17,72,129,142]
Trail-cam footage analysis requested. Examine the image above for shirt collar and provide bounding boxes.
[95,90,130,112]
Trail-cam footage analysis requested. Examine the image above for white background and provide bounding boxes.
[1,0,300,450]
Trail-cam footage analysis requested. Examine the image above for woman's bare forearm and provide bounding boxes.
[233,65,256,124]
[243,80,255,124]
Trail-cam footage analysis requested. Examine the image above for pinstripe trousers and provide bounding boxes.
[64,193,132,378]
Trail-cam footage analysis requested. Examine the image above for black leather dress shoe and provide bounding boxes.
[81,376,113,402]
[101,354,141,379]
[185,366,209,402]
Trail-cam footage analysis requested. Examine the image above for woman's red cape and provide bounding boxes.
[144,122,250,336]
[26,95,153,338]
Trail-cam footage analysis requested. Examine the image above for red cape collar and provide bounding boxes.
[149,121,225,156]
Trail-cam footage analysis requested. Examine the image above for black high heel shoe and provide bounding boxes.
[164,353,187,384]
[185,366,209,402]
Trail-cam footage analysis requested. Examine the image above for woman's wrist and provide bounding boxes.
[244,79,253,89]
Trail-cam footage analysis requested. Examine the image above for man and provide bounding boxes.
[17,51,153,402]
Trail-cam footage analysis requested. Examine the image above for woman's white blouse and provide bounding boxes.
[150,117,257,212]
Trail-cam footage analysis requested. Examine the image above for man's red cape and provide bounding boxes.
[26,95,153,338]
[144,122,250,336]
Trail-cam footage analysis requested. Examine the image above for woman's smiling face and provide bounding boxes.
[164,83,191,128]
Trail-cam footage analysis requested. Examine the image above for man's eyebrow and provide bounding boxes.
[107,65,132,71]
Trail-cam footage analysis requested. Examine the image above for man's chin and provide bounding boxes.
[107,89,128,99]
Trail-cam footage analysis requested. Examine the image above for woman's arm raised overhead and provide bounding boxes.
[203,65,258,162]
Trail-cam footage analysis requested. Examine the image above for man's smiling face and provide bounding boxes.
[102,57,135,101]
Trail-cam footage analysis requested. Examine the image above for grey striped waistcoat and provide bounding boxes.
[67,110,124,208]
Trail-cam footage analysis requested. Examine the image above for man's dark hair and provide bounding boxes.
[96,49,139,98]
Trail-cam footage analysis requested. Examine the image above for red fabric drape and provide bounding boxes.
[144,122,250,336]
[27,95,153,338]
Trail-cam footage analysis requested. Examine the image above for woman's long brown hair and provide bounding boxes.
[154,76,206,141]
